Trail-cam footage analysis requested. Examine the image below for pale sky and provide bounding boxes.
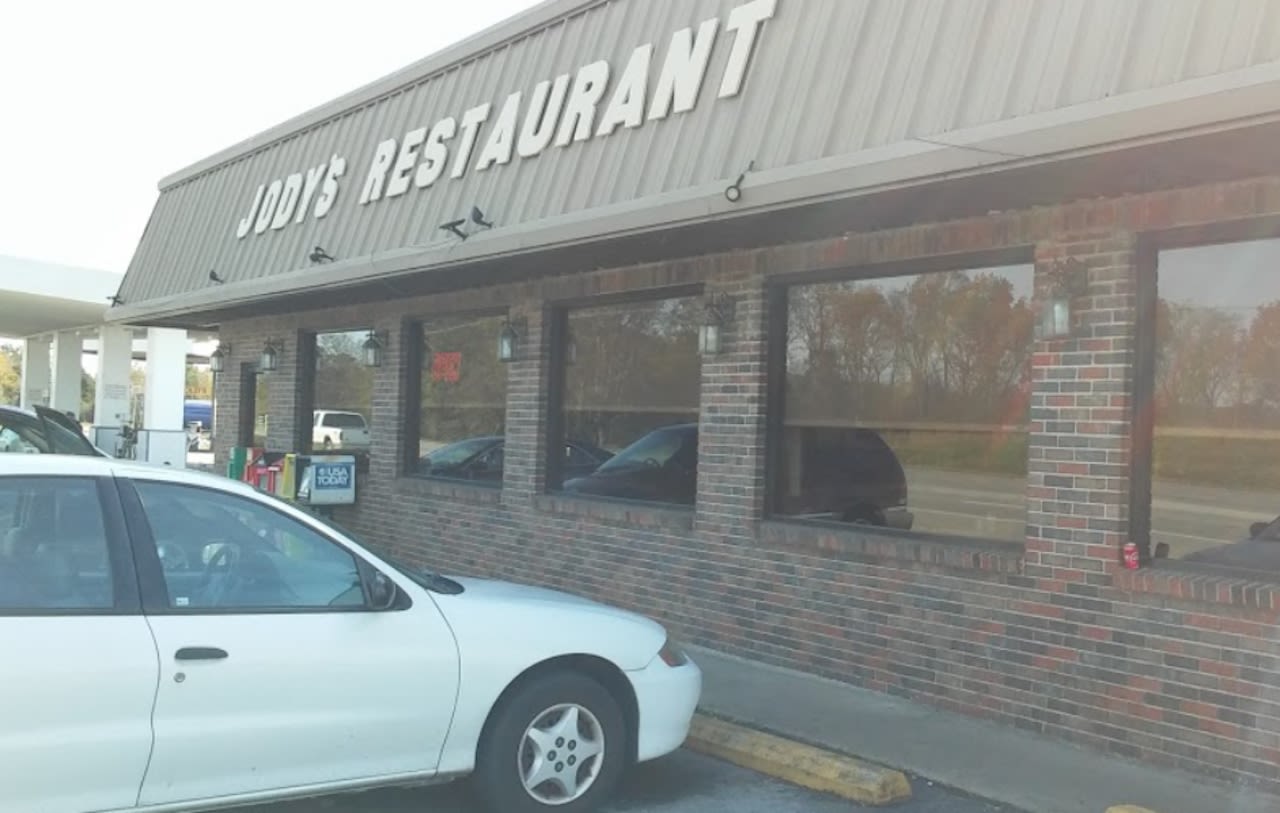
[0,0,540,275]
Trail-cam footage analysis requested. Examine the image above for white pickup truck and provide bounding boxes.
[312,410,371,450]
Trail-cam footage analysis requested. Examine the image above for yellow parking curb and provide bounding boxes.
[1106,807,1160,813]
[684,713,912,806]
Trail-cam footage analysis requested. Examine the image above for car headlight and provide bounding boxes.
[658,638,688,667]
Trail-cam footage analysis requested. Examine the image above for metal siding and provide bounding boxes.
[119,0,1280,306]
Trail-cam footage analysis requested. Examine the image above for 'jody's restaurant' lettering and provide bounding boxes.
[235,0,776,239]
[112,0,1280,796]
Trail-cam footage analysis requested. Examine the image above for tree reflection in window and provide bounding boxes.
[414,314,508,481]
[311,330,374,458]
[555,296,700,505]
[777,266,1035,540]
[1152,238,1280,572]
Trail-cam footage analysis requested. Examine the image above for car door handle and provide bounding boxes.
[175,647,228,661]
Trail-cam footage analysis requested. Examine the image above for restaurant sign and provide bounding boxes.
[235,0,777,239]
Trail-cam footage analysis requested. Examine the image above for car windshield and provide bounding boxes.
[423,437,494,468]
[597,427,689,472]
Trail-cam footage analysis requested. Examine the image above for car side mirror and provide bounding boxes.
[1250,521,1269,539]
[367,569,398,611]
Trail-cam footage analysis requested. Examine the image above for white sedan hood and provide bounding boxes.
[430,575,668,672]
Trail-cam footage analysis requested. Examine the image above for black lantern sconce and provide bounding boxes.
[565,326,578,365]
[362,329,387,368]
[497,316,525,363]
[208,342,229,374]
[259,339,281,373]
[1038,257,1089,340]
[699,292,734,356]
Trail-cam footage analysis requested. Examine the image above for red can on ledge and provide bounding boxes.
[1123,542,1140,570]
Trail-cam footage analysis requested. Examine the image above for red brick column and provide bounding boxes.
[502,303,549,506]
[695,255,768,538]
[1026,232,1139,586]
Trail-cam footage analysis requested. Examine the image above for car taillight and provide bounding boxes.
[658,639,688,667]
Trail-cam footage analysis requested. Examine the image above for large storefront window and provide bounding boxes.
[412,314,508,482]
[310,330,374,461]
[774,265,1035,541]
[553,295,701,505]
[1150,238,1280,572]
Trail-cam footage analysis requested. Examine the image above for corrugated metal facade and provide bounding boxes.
[119,0,1280,306]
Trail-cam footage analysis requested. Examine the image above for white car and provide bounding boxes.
[312,409,371,450]
[0,455,700,813]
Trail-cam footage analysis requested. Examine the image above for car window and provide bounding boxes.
[0,477,114,611]
[132,480,366,611]
[566,443,597,467]
[41,419,98,456]
[0,413,48,454]
[598,427,691,472]
[323,413,366,428]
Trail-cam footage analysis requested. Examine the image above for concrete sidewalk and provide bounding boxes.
[689,645,1280,813]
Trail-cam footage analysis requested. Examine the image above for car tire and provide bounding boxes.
[473,670,626,813]
[322,437,333,450]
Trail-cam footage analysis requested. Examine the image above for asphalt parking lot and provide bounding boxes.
[238,750,1017,813]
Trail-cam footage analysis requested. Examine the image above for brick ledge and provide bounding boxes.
[534,494,694,531]
[1115,562,1280,610]
[760,520,1024,574]
[392,476,502,504]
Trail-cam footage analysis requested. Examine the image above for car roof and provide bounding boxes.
[0,404,37,418]
[0,454,260,496]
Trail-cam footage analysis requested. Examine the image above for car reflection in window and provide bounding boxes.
[1180,514,1280,572]
[418,436,612,482]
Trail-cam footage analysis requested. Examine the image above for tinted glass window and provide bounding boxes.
[413,314,508,479]
[555,296,700,506]
[42,418,97,456]
[0,477,113,610]
[775,265,1035,539]
[1150,239,1280,572]
[311,330,373,457]
[0,412,48,454]
[133,481,365,610]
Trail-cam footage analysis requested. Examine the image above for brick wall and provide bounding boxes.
[211,175,1280,792]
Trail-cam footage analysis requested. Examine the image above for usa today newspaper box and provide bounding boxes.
[297,455,357,505]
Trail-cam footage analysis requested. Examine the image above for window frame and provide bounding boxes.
[116,478,401,616]
[545,285,703,502]
[762,248,1036,540]
[0,475,141,617]
[1132,217,1280,566]
[402,309,511,484]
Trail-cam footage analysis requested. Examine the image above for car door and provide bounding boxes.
[119,476,460,806]
[0,474,158,813]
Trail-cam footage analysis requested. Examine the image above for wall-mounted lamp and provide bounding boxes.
[209,342,229,374]
[565,327,578,365]
[362,329,387,368]
[699,292,734,355]
[208,270,225,285]
[1037,257,1089,340]
[498,316,525,363]
[724,160,755,203]
[259,339,281,373]
[310,246,335,264]
[471,205,494,229]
